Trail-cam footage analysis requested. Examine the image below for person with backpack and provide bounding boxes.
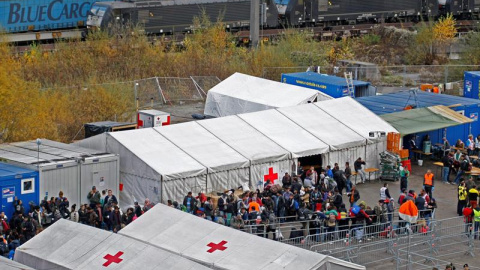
[20,216,35,241]
[0,235,9,257]
[332,188,343,210]
[349,202,372,242]
[455,155,471,185]
[325,207,339,240]
[347,186,360,207]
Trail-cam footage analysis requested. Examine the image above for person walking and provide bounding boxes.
[441,152,452,184]
[454,155,469,185]
[344,162,352,193]
[400,166,410,192]
[423,170,435,198]
[354,157,366,184]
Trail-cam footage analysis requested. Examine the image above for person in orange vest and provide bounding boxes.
[424,169,435,198]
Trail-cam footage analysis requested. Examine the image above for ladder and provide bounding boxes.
[344,72,355,98]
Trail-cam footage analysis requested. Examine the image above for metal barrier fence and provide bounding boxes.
[237,215,477,269]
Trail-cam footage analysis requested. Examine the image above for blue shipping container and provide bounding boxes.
[0,163,39,219]
[281,72,373,98]
[464,71,480,100]
[0,0,106,33]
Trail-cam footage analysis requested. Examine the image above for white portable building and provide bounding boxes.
[14,219,209,270]
[76,98,397,206]
[0,140,119,208]
[120,204,365,270]
[204,72,332,117]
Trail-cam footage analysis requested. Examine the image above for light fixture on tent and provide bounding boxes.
[369,131,386,138]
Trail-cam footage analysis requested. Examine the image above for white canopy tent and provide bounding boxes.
[0,256,34,270]
[120,204,365,270]
[204,73,332,117]
[14,219,209,270]
[76,97,397,206]
[316,98,397,168]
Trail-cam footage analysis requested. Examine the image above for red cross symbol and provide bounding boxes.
[264,167,278,183]
[206,240,228,253]
[103,251,124,267]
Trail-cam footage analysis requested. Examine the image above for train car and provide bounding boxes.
[0,0,109,42]
[440,0,474,18]
[285,0,439,26]
[87,0,279,34]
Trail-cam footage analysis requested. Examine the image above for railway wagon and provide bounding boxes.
[315,0,439,25]
[88,0,279,34]
[0,0,106,33]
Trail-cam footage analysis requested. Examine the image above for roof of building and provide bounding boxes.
[357,91,480,115]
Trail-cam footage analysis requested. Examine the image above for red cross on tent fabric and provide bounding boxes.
[264,167,278,183]
[103,251,124,267]
[206,240,228,253]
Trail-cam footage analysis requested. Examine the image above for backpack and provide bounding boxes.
[327,213,336,227]
[0,242,8,255]
[351,204,361,215]
[298,208,306,220]
[293,200,299,211]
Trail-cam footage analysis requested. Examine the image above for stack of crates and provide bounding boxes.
[379,151,401,181]
[387,132,401,152]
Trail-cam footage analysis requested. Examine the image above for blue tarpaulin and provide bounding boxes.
[357,91,480,147]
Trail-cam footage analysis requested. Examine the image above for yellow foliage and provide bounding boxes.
[433,13,457,43]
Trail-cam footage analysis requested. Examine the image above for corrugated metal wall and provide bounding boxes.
[40,163,80,207]
[80,158,119,206]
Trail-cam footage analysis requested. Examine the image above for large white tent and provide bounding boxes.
[14,219,209,270]
[1,256,34,270]
[204,72,332,117]
[76,98,397,206]
[119,203,365,270]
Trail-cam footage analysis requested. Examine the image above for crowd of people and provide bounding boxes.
[0,186,154,259]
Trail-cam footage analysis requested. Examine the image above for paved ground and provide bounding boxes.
[347,158,479,269]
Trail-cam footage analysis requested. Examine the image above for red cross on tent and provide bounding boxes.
[264,167,278,183]
[206,240,228,253]
[103,251,124,267]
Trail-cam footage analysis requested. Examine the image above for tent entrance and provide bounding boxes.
[299,154,323,169]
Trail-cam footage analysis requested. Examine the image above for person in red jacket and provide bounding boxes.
[463,205,474,235]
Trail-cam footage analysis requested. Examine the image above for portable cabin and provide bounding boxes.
[0,140,119,209]
[281,71,375,98]
[0,163,39,219]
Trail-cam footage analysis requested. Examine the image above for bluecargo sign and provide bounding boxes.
[1,0,97,31]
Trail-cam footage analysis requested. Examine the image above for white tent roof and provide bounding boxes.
[204,73,332,117]
[277,102,366,151]
[110,128,206,180]
[0,256,34,270]
[120,204,365,270]
[14,219,209,270]
[197,116,290,164]
[238,109,329,158]
[155,122,250,172]
[317,98,397,142]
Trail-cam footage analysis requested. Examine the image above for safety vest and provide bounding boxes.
[474,209,480,222]
[459,186,467,201]
[424,173,433,186]
[380,187,387,200]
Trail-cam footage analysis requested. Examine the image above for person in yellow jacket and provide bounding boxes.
[473,206,480,240]
[423,170,434,198]
[458,181,468,216]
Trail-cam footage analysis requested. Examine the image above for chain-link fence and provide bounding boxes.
[263,65,480,95]
[134,76,220,109]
